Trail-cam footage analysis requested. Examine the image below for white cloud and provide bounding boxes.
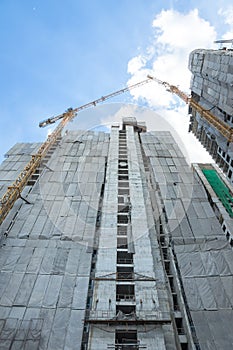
[100,104,138,128]
[126,9,217,163]
[218,6,233,40]
[127,56,147,75]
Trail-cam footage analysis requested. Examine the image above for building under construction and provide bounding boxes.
[0,113,233,349]
[188,48,233,181]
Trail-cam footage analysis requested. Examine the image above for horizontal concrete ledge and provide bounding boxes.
[85,310,171,324]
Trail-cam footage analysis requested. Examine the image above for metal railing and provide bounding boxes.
[107,342,147,349]
[116,294,135,302]
[86,310,171,322]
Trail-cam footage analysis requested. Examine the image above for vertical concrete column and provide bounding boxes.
[88,126,119,349]
[126,126,159,310]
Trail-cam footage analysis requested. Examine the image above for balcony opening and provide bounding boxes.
[116,284,135,302]
[118,181,129,188]
[175,317,185,335]
[118,171,128,176]
[115,330,138,349]
[118,188,130,196]
[116,305,136,315]
[118,214,129,224]
[172,294,180,311]
[168,276,175,293]
[165,260,170,274]
[117,225,127,236]
[117,251,134,264]
[117,237,128,249]
[117,266,134,280]
[118,204,130,213]
[118,175,129,181]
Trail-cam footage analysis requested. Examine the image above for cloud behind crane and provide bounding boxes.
[125,9,221,162]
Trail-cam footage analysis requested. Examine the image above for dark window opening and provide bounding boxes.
[118,214,129,224]
[165,260,170,274]
[118,196,130,204]
[118,188,130,196]
[118,181,129,188]
[116,285,135,301]
[117,225,128,236]
[175,317,185,335]
[117,251,134,264]
[118,175,129,181]
[117,237,128,249]
[119,154,127,159]
[118,169,129,175]
[172,294,180,311]
[118,204,130,213]
[117,266,134,280]
[115,330,137,349]
[116,305,136,315]
[168,276,175,293]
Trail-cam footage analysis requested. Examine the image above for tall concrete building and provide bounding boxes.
[188,48,233,182]
[0,117,233,349]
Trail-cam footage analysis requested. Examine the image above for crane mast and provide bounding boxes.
[148,75,233,142]
[0,77,152,226]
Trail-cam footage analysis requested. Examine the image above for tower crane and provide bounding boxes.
[39,78,152,128]
[1,74,233,226]
[147,75,233,143]
[0,77,152,226]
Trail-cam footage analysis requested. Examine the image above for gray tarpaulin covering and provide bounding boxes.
[0,131,109,348]
[0,143,42,198]
[141,131,233,349]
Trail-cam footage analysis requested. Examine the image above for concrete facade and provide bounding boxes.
[0,118,232,349]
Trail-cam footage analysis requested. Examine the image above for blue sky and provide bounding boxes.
[0,0,233,162]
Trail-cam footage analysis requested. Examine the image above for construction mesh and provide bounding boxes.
[202,169,233,218]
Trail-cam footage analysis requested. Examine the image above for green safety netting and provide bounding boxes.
[202,169,233,218]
